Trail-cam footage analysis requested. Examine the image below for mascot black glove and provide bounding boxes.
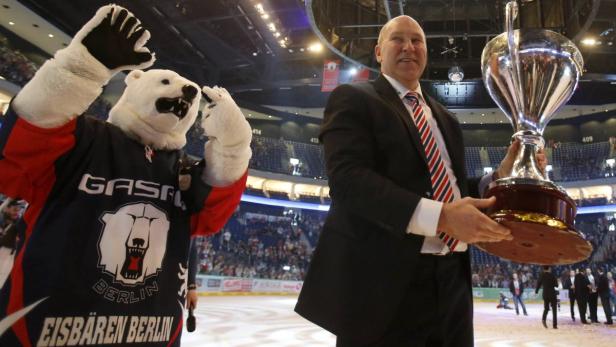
[82,7,153,71]
[13,5,155,128]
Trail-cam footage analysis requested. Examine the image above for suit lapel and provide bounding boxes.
[373,75,428,167]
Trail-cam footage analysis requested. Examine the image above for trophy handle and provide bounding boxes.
[506,1,524,124]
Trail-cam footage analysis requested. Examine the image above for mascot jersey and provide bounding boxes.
[0,106,246,347]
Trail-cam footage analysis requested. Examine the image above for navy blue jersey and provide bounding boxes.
[0,106,246,346]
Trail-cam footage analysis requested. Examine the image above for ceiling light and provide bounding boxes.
[48,34,54,38]
[274,32,280,38]
[252,52,258,56]
[8,21,15,26]
[268,23,276,32]
[581,38,597,46]
[261,14,269,20]
[349,67,358,75]
[255,4,264,13]
[448,64,464,82]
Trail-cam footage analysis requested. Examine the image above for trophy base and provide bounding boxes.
[475,211,592,265]
[478,180,592,265]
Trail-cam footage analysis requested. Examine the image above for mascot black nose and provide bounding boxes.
[182,85,198,101]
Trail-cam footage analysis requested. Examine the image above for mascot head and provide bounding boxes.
[108,69,201,150]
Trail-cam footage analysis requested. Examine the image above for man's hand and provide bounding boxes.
[186,289,198,310]
[536,148,547,175]
[495,139,548,179]
[495,139,520,179]
[437,196,512,244]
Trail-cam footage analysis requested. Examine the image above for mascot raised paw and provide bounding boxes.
[0,5,250,347]
[200,86,252,187]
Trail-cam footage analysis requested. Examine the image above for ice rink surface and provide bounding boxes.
[181,296,616,347]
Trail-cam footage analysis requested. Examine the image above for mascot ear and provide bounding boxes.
[125,70,144,84]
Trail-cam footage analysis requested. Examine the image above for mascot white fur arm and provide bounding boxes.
[200,87,252,187]
[12,5,155,128]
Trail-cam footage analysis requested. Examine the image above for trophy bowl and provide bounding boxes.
[475,1,592,265]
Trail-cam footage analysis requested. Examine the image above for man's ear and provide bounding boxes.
[125,70,144,85]
[375,45,382,64]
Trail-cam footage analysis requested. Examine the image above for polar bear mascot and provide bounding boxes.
[0,5,251,346]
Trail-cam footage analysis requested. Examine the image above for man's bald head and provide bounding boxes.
[377,15,425,46]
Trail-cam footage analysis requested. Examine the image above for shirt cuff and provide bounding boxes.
[406,198,443,237]
[478,172,496,197]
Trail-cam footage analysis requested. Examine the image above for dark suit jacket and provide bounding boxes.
[563,276,575,298]
[536,271,558,300]
[294,75,478,342]
[574,273,590,299]
[597,273,610,297]
[509,280,525,297]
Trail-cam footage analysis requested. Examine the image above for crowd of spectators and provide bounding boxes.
[193,206,325,281]
[0,42,38,87]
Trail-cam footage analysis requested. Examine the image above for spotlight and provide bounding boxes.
[308,42,323,53]
[581,38,598,46]
[349,67,358,75]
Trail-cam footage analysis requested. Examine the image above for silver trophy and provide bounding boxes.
[476,0,592,265]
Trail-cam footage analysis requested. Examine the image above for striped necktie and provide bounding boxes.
[404,92,459,252]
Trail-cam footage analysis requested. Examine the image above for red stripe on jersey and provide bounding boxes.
[190,171,248,236]
[1,116,77,346]
[166,316,183,347]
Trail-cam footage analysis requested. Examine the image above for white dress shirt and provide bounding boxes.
[383,74,480,254]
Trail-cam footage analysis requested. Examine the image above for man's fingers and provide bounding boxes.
[478,216,511,236]
[507,139,521,155]
[467,196,496,209]
[473,224,513,242]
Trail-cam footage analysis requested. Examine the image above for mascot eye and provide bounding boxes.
[161,79,170,85]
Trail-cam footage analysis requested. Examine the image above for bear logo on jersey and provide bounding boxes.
[98,203,170,285]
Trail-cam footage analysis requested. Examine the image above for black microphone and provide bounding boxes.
[186,307,196,332]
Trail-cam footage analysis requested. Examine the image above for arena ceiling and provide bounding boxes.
[8,0,616,114]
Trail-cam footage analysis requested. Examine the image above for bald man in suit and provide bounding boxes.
[294,15,541,347]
